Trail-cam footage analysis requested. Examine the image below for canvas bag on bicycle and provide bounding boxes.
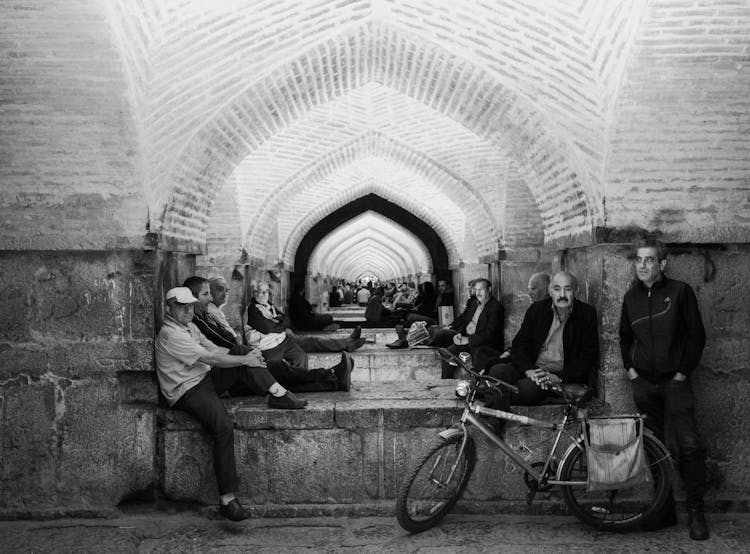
[405,321,430,346]
[583,417,649,491]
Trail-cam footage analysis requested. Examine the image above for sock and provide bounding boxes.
[220,493,236,506]
[269,383,287,397]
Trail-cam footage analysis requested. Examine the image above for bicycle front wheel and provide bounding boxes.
[395,433,476,533]
[559,433,672,531]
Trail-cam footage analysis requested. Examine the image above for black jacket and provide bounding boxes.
[455,296,504,351]
[510,298,599,384]
[619,275,705,381]
[247,299,291,334]
[192,309,236,349]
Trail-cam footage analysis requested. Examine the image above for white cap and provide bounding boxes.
[165,286,198,304]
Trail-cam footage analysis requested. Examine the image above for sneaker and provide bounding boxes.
[349,325,362,340]
[267,391,307,409]
[347,337,366,352]
[688,509,709,540]
[323,323,340,332]
[333,352,353,391]
[218,498,250,521]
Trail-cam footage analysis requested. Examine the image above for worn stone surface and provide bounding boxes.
[4,509,750,553]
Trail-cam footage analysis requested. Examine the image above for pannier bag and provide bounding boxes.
[405,321,430,347]
[583,417,649,492]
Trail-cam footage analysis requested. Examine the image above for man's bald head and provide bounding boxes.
[527,272,550,303]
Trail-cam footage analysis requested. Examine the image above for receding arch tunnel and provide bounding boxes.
[293,193,451,287]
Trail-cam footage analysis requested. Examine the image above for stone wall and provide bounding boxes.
[0,249,157,512]
[566,242,750,499]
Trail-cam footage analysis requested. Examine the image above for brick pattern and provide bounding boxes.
[0,0,147,250]
[606,0,750,242]
[307,211,432,280]
[158,18,603,252]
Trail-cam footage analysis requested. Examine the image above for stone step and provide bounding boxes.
[297,327,398,345]
[159,382,572,510]
[308,344,441,382]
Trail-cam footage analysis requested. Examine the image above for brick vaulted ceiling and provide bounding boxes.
[4,1,748,273]
[100,0,654,272]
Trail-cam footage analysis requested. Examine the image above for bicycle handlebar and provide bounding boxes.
[436,347,519,394]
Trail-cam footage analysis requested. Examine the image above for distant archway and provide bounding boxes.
[293,193,451,288]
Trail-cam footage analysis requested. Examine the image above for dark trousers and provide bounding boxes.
[441,343,471,379]
[172,346,336,494]
[263,336,309,369]
[631,377,706,510]
[485,362,556,411]
[173,361,276,495]
[295,314,334,331]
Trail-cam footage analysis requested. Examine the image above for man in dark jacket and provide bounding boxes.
[619,238,708,541]
[485,271,598,410]
[441,278,504,378]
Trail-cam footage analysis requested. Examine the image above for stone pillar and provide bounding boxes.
[0,248,162,514]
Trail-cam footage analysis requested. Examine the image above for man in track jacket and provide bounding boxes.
[619,238,708,541]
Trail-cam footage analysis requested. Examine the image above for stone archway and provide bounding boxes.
[292,193,451,288]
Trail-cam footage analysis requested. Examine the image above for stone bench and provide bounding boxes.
[158,382,572,514]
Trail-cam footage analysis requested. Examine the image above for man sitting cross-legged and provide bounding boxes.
[245,280,365,370]
[156,286,353,522]
[184,276,353,392]
[483,271,598,434]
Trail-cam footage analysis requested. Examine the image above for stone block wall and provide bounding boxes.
[0,249,157,513]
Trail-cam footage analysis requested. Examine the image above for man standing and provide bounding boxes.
[156,287,309,521]
[441,278,504,379]
[485,271,598,415]
[619,238,709,540]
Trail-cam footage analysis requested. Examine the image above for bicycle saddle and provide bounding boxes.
[560,384,593,406]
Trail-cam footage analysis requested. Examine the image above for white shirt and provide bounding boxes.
[155,315,215,406]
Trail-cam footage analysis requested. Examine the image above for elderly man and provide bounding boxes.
[184,276,353,392]
[526,272,551,303]
[441,278,504,379]
[484,271,598,424]
[205,276,243,346]
[620,238,708,540]
[246,280,365,369]
[155,286,314,521]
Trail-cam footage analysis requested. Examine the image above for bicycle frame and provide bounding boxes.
[439,400,587,489]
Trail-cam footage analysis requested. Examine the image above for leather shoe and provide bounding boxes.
[386,338,408,349]
[267,391,307,409]
[347,337,366,352]
[349,325,362,340]
[333,352,353,391]
[688,509,709,540]
[219,498,250,521]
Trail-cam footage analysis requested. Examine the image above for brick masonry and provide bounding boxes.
[0,0,749,515]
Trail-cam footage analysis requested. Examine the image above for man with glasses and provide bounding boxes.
[620,238,709,540]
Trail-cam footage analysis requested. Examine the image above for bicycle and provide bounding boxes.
[395,349,673,533]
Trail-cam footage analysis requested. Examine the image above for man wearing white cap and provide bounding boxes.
[155,285,351,521]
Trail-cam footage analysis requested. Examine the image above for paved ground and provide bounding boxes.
[2,507,749,553]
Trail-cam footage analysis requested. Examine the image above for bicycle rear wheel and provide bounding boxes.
[559,433,672,531]
[395,434,476,533]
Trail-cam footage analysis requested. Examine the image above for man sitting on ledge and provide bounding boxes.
[156,286,353,521]
[184,276,353,392]
[289,282,340,331]
[246,280,365,369]
[484,271,598,433]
